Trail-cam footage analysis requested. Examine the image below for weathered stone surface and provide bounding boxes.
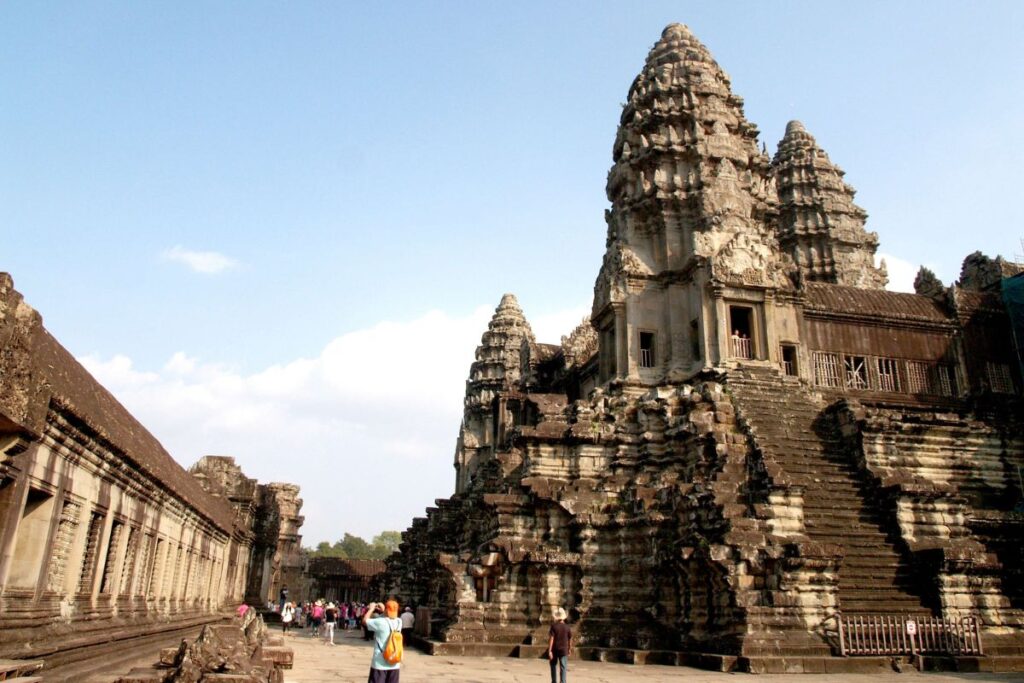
[115,668,173,683]
[161,646,183,666]
[377,22,1024,670]
[114,613,291,683]
[0,284,304,665]
[259,646,293,669]
[772,120,886,289]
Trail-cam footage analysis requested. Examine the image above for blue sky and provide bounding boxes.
[2,2,1021,543]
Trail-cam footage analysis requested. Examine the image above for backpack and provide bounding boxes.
[380,618,403,665]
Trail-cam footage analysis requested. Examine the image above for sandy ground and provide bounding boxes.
[279,626,1024,683]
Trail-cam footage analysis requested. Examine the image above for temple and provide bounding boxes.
[380,24,1024,672]
[0,274,304,676]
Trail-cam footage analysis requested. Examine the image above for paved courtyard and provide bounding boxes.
[280,628,1023,683]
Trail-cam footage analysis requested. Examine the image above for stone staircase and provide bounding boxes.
[727,366,931,615]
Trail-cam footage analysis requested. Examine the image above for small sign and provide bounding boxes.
[906,620,917,635]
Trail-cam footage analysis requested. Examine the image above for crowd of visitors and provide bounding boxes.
[267,594,572,683]
[276,598,401,641]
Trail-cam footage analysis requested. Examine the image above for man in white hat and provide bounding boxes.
[400,606,415,631]
[547,606,572,683]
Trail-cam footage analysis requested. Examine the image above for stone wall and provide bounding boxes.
[0,273,303,663]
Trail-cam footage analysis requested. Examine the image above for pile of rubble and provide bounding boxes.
[114,609,293,683]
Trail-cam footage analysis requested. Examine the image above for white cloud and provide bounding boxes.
[161,245,239,274]
[78,302,588,546]
[164,351,197,375]
[878,252,933,293]
[531,306,592,344]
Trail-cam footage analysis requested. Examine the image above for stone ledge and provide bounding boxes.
[917,655,1024,673]
[741,656,892,674]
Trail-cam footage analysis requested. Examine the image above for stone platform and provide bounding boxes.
[269,628,1024,682]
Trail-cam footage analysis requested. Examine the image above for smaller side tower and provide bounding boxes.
[454,294,534,493]
[772,120,887,288]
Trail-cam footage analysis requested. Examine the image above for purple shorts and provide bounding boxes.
[368,668,399,683]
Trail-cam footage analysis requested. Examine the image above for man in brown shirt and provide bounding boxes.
[547,606,572,683]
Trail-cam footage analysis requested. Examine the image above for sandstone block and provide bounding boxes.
[259,646,293,669]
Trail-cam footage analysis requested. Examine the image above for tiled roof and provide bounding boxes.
[954,289,1006,316]
[533,343,562,362]
[803,283,951,323]
[307,557,387,577]
[34,329,237,532]
[0,274,235,533]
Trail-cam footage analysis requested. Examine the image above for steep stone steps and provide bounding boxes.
[727,368,929,616]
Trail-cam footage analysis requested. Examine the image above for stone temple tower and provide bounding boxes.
[454,294,534,493]
[771,120,887,288]
[381,24,1024,672]
[593,23,788,386]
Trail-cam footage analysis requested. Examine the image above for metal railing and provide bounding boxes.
[837,613,983,657]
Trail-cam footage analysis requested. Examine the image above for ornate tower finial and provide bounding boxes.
[599,22,781,285]
[914,266,945,300]
[771,121,887,289]
[591,23,787,384]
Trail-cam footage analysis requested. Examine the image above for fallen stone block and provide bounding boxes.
[259,646,293,669]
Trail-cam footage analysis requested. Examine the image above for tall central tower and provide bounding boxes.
[593,24,790,386]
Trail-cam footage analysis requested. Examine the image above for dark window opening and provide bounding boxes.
[781,345,798,376]
[690,319,701,360]
[474,574,498,602]
[729,306,754,359]
[639,331,656,368]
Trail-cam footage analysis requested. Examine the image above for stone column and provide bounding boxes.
[712,290,728,367]
[0,456,33,589]
[614,305,628,381]
[665,283,687,379]
[763,291,778,363]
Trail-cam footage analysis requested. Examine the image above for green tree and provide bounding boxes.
[336,532,372,559]
[305,531,402,559]
[371,531,401,557]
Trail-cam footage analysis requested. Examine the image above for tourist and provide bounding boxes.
[400,606,415,632]
[339,602,350,630]
[324,601,338,645]
[362,600,403,682]
[362,603,374,641]
[547,607,572,683]
[312,600,325,638]
[279,585,288,613]
[281,601,295,634]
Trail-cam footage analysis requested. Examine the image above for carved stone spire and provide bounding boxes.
[468,293,535,394]
[595,23,784,315]
[455,294,535,492]
[914,266,945,300]
[772,120,887,289]
[561,317,598,370]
